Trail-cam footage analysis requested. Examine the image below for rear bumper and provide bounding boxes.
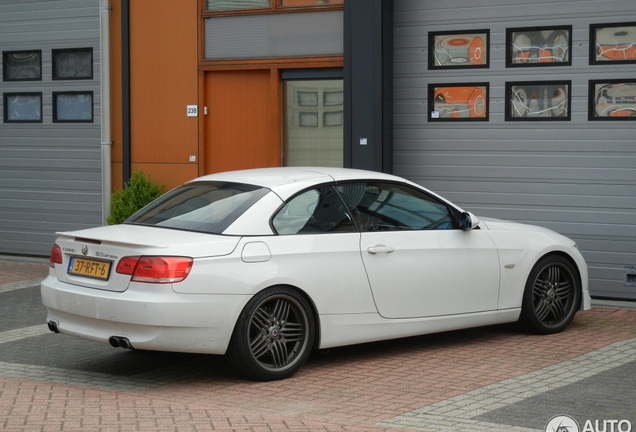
[40,275,251,355]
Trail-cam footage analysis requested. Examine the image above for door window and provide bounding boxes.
[284,79,344,167]
[273,186,355,234]
[335,182,458,231]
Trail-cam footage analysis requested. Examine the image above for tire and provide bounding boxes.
[519,255,581,334]
[227,287,315,381]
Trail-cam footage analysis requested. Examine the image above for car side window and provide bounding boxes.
[272,186,356,235]
[336,182,457,231]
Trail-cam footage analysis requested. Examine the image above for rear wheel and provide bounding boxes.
[519,255,581,334]
[227,287,315,381]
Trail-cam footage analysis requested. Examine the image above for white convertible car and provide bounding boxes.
[42,167,590,380]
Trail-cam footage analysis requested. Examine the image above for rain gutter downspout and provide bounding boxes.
[100,0,112,224]
[122,0,131,185]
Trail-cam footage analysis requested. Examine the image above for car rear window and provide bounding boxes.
[126,181,270,234]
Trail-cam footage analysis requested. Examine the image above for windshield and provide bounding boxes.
[126,181,270,234]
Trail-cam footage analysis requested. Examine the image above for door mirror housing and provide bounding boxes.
[459,212,480,230]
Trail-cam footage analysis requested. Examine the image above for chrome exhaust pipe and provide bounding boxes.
[47,321,60,333]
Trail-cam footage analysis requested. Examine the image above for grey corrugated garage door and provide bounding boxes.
[393,0,636,300]
[0,0,103,256]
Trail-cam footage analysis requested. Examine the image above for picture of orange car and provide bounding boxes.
[432,86,487,118]
[593,83,636,117]
[433,35,487,66]
[594,25,636,62]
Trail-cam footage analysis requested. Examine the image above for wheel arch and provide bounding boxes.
[518,250,585,334]
[533,250,585,309]
[230,283,322,351]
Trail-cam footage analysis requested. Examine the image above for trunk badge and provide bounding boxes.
[82,245,89,256]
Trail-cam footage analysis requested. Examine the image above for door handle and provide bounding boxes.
[367,245,395,254]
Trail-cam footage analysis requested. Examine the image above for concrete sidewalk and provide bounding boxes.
[1,257,635,432]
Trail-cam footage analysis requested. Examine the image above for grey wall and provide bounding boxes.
[0,0,102,256]
[393,0,636,299]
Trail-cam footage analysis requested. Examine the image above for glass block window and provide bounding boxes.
[299,112,319,127]
[3,93,43,123]
[298,91,318,107]
[52,48,93,80]
[53,92,94,122]
[324,90,343,106]
[323,110,342,127]
[3,50,42,81]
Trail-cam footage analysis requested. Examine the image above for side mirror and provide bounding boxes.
[459,212,480,230]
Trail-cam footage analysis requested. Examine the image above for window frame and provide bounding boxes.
[202,0,343,16]
[52,47,94,81]
[52,91,95,123]
[127,181,271,235]
[505,25,572,67]
[2,50,42,82]
[505,80,572,121]
[271,181,464,235]
[336,181,462,232]
[3,92,43,123]
[271,184,356,235]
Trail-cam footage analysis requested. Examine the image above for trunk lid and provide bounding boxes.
[53,224,241,292]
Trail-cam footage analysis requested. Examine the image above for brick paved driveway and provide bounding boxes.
[1,259,635,431]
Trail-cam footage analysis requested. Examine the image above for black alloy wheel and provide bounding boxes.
[228,287,315,381]
[519,255,581,334]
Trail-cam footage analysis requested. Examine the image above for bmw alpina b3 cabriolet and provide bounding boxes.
[42,167,590,380]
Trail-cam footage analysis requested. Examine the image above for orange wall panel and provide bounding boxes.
[129,0,199,166]
[111,162,123,191]
[203,70,281,174]
[131,163,199,192]
[109,0,123,165]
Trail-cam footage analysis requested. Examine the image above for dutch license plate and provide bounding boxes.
[68,257,112,280]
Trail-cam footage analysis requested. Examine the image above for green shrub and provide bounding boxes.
[107,171,164,225]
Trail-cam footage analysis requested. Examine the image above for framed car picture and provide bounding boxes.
[428,83,489,121]
[506,26,572,67]
[590,22,636,64]
[429,30,489,69]
[589,79,636,120]
[505,81,571,121]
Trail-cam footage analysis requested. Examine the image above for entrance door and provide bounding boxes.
[203,70,281,174]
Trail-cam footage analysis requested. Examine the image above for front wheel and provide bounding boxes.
[519,255,581,334]
[227,287,315,381]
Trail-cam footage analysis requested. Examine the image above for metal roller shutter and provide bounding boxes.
[393,0,636,299]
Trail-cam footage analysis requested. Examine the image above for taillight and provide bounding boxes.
[49,244,63,268]
[116,256,140,275]
[116,256,193,284]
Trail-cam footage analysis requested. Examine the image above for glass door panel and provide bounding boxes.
[284,79,343,167]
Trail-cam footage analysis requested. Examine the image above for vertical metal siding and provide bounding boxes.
[393,0,636,299]
[0,0,102,256]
